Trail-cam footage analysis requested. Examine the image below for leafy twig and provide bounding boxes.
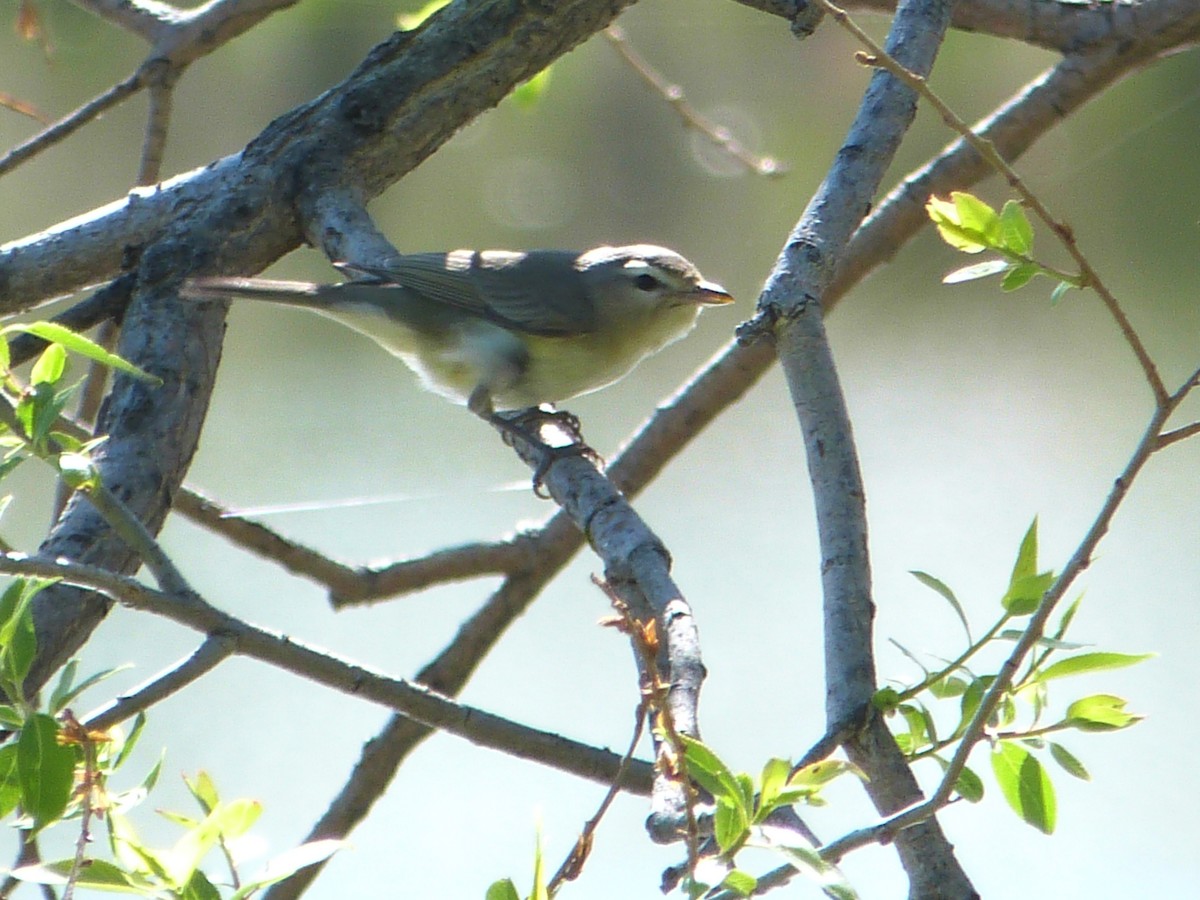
[815,0,1168,404]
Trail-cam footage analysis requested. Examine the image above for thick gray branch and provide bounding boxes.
[759,0,978,893]
[8,0,638,694]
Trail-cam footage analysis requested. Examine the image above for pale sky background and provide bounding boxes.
[2,0,1199,896]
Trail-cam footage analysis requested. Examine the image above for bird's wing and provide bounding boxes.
[341,252,598,337]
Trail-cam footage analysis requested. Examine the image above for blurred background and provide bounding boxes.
[2,0,1199,895]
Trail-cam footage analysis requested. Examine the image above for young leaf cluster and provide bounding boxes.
[1,582,154,846]
[672,737,861,898]
[878,520,1149,833]
[0,322,159,513]
[4,739,343,900]
[2,575,342,898]
[926,192,1080,303]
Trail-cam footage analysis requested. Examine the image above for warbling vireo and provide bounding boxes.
[183,245,732,472]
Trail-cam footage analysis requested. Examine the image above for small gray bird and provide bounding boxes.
[183,245,733,425]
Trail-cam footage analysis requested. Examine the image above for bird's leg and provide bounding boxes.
[468,388,601,496]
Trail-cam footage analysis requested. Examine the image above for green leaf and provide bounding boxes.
[47,659,78,715]
[713,797,748,852]
[19,381,69,450]
[909,570,971,641]
[899,702,936,748]
[873,686,901,712]
[163,797,250,888]
[138,748,165,795]
[1002,571,1054,616]
[49,663,132,717]
[735,772,755,812]
[680,736,743,810]
[531,827,547,900]
[954,764,984,803]
[771,760,863,808]
[0,580,38,693]
[942,259,1010,283]
[184,769,220,813]
[113,711,147,770]
[997,200,1034,254]
[954,677,994,738]
[212,797,262,839]
[930,755,984,802]
[720,869,758,897]
[996,631,1087,651]
[1053,595,1083,639]
[485,880,521,900]
[231,839,346,899]
[30,342,66,386]
[1001,263,1040,291]
[158,808,200,829]
[57,451,99,491]
[17,712,78,835]
[9,858,154,893]
[511,67,552,108]
[788,759,862,790]
[770,839,860,900]
[181,868,222,900]
[1063,694,1143,732]
[928,675,969,699]
[758,757,790,812]
[926,195,990,253]
[3,322,160,383]
[1049,742,1090,781]
[1010,518,1039,582]
[996,693,1018,727]
[109,811,165,878]
[991,740,1056,834]
[1037,651,1153,682]
[396,0,450,29]
[953,192,1001,240]
[0,744,20,818]
[1049,280,1074,305]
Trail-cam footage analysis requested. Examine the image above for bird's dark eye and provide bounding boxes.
[633,273,661,292]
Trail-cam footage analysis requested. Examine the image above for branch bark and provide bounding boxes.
[8,0,639,695]
[758,0,978,893]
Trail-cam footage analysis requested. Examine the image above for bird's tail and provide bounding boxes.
[180,277,330,309]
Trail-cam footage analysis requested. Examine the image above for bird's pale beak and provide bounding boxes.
[695,280,735,306]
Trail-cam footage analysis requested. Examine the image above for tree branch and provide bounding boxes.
[756,0,976,892]
[7,0,639,696]
[1,551,655,791]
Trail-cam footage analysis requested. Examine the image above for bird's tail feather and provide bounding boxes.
[181,277,329,309]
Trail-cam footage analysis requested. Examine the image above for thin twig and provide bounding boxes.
[80,482,192,596]
[819,369,1198,862]
[60,712,102,900]
[83,635,238,730]
[172,486,533,604]
[139,66,177,182]
[0,71,144,178]
[593,577,701,882]
[546,698,648,893]
[1157,421,1200,449]
[7,277,135,368]
[68,0,177,41]
[603,25,784,178]
[0,551,652,790]
[816,0,1169,405]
